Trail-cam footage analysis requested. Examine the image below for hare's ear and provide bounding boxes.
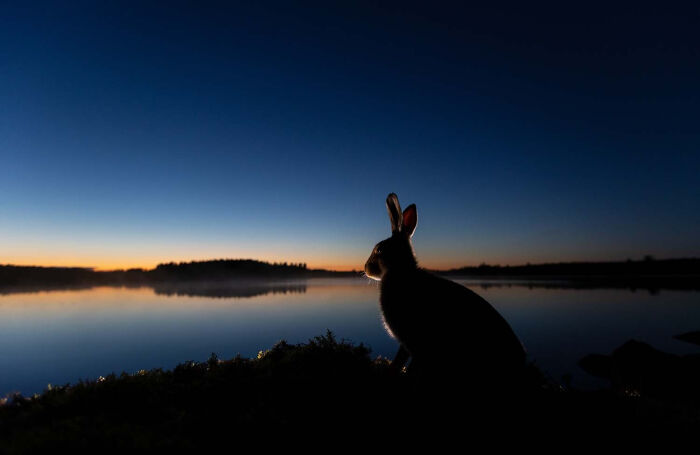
[386,193,403,234]
[402,204,417,238]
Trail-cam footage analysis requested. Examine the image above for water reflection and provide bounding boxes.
[462,279,699,295]
[152,281,307,298]
[0,281,309,299]
[1,276,696,298]
[0,277,699,397]
[0,284,97,295]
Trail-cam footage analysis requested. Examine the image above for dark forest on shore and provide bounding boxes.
[1,257,698,291]
[437,257,700,291]
[0,259,354,289]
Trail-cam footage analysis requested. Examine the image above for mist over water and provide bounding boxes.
[1,277,699,396]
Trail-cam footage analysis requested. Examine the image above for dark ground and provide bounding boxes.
[1,332,698,451]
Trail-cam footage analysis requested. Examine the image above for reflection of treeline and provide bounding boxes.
[152,281,307,298]
[0,259,356,288]
[469,280,698,293]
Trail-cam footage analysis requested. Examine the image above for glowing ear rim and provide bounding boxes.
[386,193,403,233]
[402,204,417,237]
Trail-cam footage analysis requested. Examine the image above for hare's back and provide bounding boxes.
[416,272,525,358]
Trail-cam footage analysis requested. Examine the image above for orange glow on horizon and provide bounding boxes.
[1,248,547,272]
[1,256,369,272]
[0,256,498,272]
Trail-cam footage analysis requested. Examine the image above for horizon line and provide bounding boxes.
[1,255,696,274]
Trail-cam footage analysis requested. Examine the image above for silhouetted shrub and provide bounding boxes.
[0,333,695,450]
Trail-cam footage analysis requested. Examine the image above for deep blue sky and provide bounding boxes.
[1,2,698,269]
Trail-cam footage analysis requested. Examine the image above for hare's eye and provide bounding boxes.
[375,246,382,254]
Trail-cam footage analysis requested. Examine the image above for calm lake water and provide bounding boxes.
[1,277,699,396]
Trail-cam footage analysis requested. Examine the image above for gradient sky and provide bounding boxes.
[1,2,699,270]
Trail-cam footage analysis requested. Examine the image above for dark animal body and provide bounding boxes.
[381,269,524,377]
[366,194,526,390]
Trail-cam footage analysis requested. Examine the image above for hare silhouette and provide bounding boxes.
[365,193,526,391]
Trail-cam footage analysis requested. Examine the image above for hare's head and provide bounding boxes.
[364,193,418,281]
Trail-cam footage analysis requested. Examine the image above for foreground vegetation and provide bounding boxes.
[0,333,697,450]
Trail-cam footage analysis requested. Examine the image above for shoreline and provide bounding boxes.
[1,333,697,449]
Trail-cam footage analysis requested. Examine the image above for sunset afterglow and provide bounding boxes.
[1,3,699,445]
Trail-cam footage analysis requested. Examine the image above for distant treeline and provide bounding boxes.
[435,258,700,291]
[1,258,699,291]
[0,259,356,289]
[437,257,700,277]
